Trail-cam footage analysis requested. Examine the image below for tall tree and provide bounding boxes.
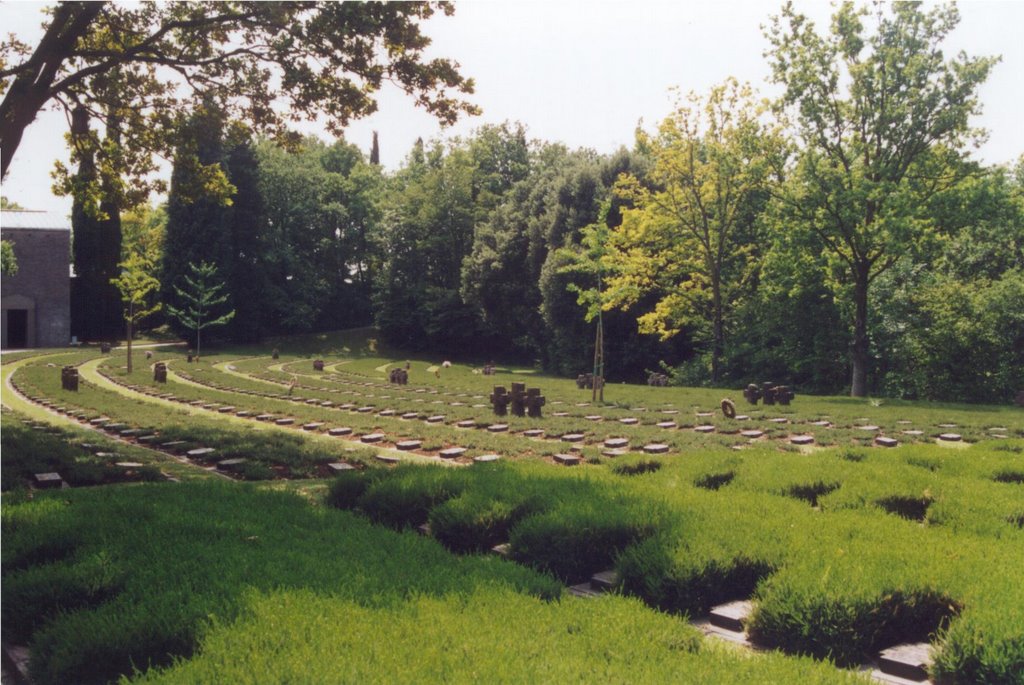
[600,80,777,383]
[1,2,478,180]
[765,1,996,396]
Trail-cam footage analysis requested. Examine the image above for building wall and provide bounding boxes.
[1,228,71,348]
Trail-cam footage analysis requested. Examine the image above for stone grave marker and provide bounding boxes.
[876,643,932,682]
[115,462,144,468]
[708,600,753,633]
[217,406,235,413]
[790,435,814,445]
[456,420,477,428]
[604,438,629,449]
[427,415,445,423]
[523,428,545,438]
[474,454,501,463]
[439,447,467,459]
[379,409,396,417]
[328,427,353,436]
[313,360,324,371]
[740,430,764,439]
[302,422,325,431]
[552,411,570,417]
[602,448,628,458]
[236,411,252,418]
[742,384,761,405]
[657,421,677,429]
[810,420,832,427]
[553,453,581,466]
[526,388,546,418]
[357,406,375,413]
[562,433,585,443]
[902,429,924,436]
[61,365,79,391]
[938,433,962,442]
[187,447,216,459]
[34,472,63,489]
[585,415,602,421]
[875,436,899,448]
[328,462,356,473]
[509,382,528,417]
[216,458,247,470]
[402,412,420,420]
[643,444,670,454]
[375,454,400,464]
[490,386,511,416]
[768,417,789,424]
[856,425,880,432]
[694,425,715,433]
[619,417,639,425]
[361,433,385,443]
[275,418,295,426]
[396,440,422,451]
[487,424,509,433]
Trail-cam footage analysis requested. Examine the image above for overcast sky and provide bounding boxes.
[2,0,1022,214]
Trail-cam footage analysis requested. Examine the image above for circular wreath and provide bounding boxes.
[720,398,737,419]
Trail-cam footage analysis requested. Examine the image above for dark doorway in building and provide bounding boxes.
[7,309,28,348]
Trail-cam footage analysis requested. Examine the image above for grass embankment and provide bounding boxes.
[3,482,864,685]
[325,448,1024,682]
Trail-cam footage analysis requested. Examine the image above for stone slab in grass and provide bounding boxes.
[938,423,957,429]
[790,435,815,445]
[103,423,128,432]
[189,400,204,406]
[474,454,501,463]
[604,437,629,449]
[734,415,750,421]
[857,425,880,431]
[320,401,334,407]
[562,433,585,442]
[585,415,603,421]
[902,430,924,436]
[619,417,640,425]
[708,600,753,633]
[90,417,111,425]
[339,403,356,410]
[552,411,570,417]
[741,430,764,439]
[161,440,188,450]
[491,543,511,557]
[201,403,218,410]
[456,420,476,428]
[451,402,466,407]
[554,453,582,466]
[34,472,63,489]
[875,436,899,448]
[876,643,932,682]
[216,458,247,469]
[328,427,353,436]
[768,417,789,424]
[137,435,159,443]
[427,415,446,423]
[938,433,962,442]
[568,582,602,598]
[487,424,509,433]
[396,440,422,451]
[256,414,275,421]
[810,420,832,427]
[357,406,375,413]
[695,411,714,417]
[379,409,396,417]
[523,428,545,438]
[115,462,144,468]
[275,418,295,426]
[657,421,678,429]
[591,570,620,591]
[375,454,400,464]
[235,411,252,417]
[305,398,319,405]
[643,443,670,454]
[328,462,356,473]
[361,433,385,443]
[662,410,680,415]
[187,447,216,458]
[402,412,421,420]
[217,406,236,413]
[302,422,325,431]
[694,425,715,433]
[897,420,913,425]
[602,448,628,458]
[120,428,145,436]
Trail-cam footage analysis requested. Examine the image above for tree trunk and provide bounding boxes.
[850,263,870,397]
[0,2,103,178]
[711,278,724,383]
[126,301,133,374]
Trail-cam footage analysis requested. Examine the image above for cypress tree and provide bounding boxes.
[370,130,380,166]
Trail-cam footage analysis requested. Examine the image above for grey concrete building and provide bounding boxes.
[1,209,72,348]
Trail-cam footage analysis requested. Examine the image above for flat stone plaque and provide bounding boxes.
[740,430,764,439]
[938,423,957,428]
[474,454,501,463]
[402,412,420,420]
[187,447,216,458]
[585,415,602,421]
[379,409,396,417]
[357,406,375,413]
[857,425,880,431]
[375,454,400,464]
[604,438,629,449]
[643,443,670,454]
[877,642,932,682]
[236,411,252,417]
[216,458,247,469]
[104,423,127,432]
[361,433,385,443]
[275,418,295,425]
[302,422,325,431]
[619,417,639,425]
[427,415,445,423]
[769,417,789,424]
[328,462,356,472]
[34,472,63,489]
[396,440,422,451]
[439,447,467,459]
[734,415,750,421]
[320,401,334,407]
[115,462,144,468]
[120,428,145,436]
[790,435,814,445]
[487,424,509,433]
[694,425,715,433]
[602,448,627,458]
[897,420,913,425]
[576,402,591,407]
[810,420,832,427]
[328,427,353,436]
[552,411,570,417]
[553,453,581,465]
[591,570,620,591]
[217,406,235,413]
[562,433,585,442]
[256,414,274,421]
[161,440,187,449]
[875,436,899,448]
[456,420,476,428]
[523,429,545,438]
[694,411,712,417]
[340,403,356,410]
[708,600,752,633]
[938,433,962,442]
[657,421,677,429]
[902,430,924,436]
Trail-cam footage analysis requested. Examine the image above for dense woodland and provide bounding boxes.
[4,2,1022,402]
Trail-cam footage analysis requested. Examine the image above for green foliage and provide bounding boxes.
[165,261,235,359]
[0,238,16,275]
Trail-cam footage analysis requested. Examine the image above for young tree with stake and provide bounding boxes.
[166,261,235,361]
[109,251,161,373]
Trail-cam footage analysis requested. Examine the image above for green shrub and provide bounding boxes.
[429,494,523,554]
[358,466,467,530]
